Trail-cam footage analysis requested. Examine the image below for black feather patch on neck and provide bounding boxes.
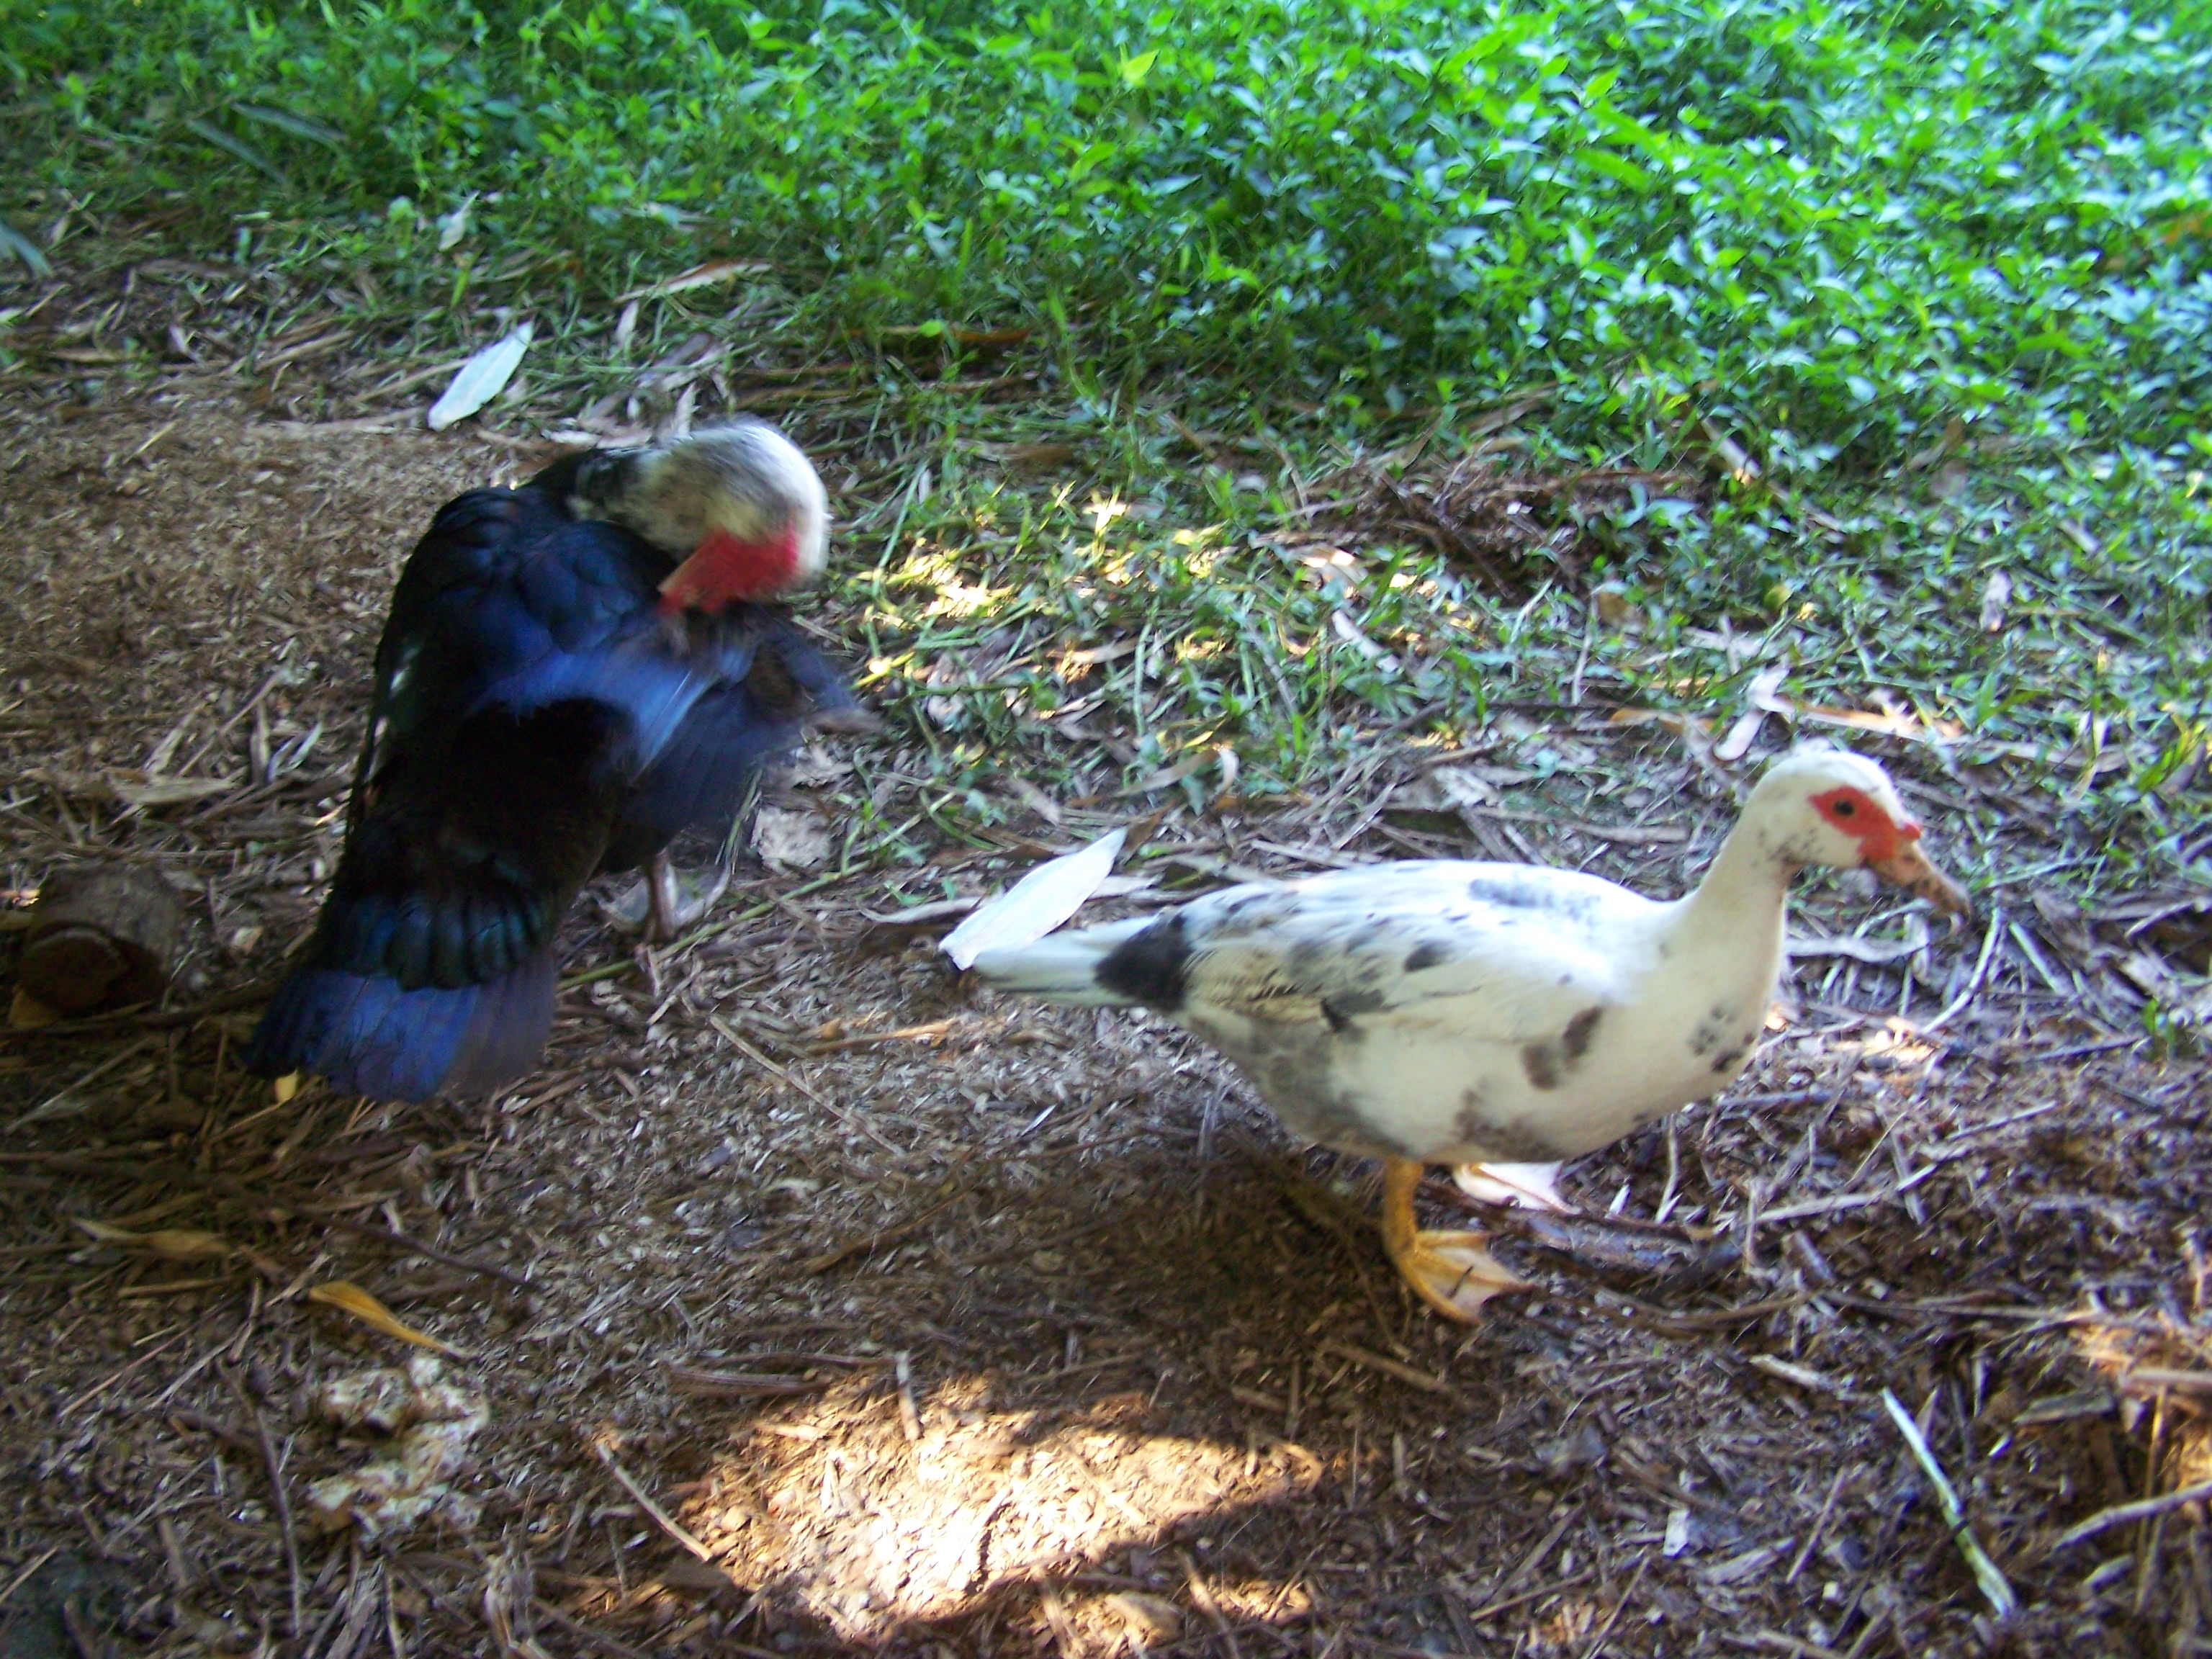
[531,448,644,523]
[1095,913,1192,1012]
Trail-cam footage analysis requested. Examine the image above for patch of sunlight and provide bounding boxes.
[1298,547,1363,589]
[678,1375,1324,1638]
[1170,524,1227,578]
[924,579,1006,619]
[889,547,950,587]
[1835,1023,1940,1071]
[887,544,1010,619]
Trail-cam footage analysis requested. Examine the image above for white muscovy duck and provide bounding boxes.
[971,745,1969,1323]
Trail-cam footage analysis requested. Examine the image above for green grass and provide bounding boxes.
[3,0,2208,886]
[9,0,2212,453]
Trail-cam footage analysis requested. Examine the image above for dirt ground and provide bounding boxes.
[1,246,2210,1659]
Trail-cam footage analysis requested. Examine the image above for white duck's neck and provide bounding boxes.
[1669,809,1796,955]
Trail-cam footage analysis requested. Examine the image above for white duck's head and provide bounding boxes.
[1740,745,1970,914]
[565,419,829,614]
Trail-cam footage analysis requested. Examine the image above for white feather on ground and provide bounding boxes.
[940,827,1125,971]
[427,322,533,431]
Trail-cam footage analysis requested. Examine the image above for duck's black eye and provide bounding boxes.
[1833,800,1856,817]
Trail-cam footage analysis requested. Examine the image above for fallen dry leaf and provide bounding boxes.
[1591,581,1642,630]
[1714,665,1788,763]
[1329,608,1400,672]
[76,1219,234,1261]
[784,743,853,789]
[27,768,238,809]
[921,650,969,729]
[307,1280,467,1357]
[1786,932,1925,966]
[1980,570,2012,632]
[1005,775,1063,825]
[617,258,772,302]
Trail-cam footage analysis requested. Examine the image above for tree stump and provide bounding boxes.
[14,863,185,1017]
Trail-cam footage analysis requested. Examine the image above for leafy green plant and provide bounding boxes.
[1,0,2205,883]
[6,0,2208,459]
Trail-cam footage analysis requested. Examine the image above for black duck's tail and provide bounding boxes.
[243,950,557,1104]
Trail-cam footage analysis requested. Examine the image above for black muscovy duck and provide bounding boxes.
[244,420,865,1102]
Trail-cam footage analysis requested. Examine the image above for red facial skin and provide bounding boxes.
[1809,785,1919,861]
[656,528,802,616]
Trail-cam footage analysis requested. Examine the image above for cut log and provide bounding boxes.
[16,863,185,1016]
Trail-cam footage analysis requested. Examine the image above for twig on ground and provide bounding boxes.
[1786,1467,1851,1583]
[1464,1568,1598,1623]
[1880,1388,2015,1616]
[241,1389,303,1638]
[1318,1341,1451,1396]
[0,1547,60,1612]
[531,1601,655,1659]
[2051,1478,2212,1552]
[1923,906,2004,1033]
[1577,1553,1650,1659]
[593,1443,718,1565]
[1179,1550,1246,1659]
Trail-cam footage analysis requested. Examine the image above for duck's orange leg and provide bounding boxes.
[1379,1156,1528,1323]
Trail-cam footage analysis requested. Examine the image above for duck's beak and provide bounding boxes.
[1870,837,1970,916]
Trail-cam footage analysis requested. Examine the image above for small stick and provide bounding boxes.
[385,1573,410,1659]
[0,1547,60,1612]
[1654,1116,1683,1226]
[2050,1477,2212,1551]
[1923,905,2003,1033]
[1464,1568,1599,1623]
[7,1036,162,1133]
[531,1601,652,1659]
[593,1444,716,1564]
[1879,1388,2014,1616]
[801,1186,968,1275]
[176,668,284,777]
[1479,1511,1576,1609]
[2134,1511,2169,1618]
[2139,1388,2171,1567]
[243,1393,303,1638]
[1575,1552,1650,1659]
[1178,1550,1244,1659]
[158,1161,531,1290]
[165,1407,261,1456]
[711,1016,904,1157]
[59,1594,107,1659]
[800,1148,979,1274]
[1750,1632,1848,1659]
[1786,1467,1851,1584]
[893,1352,922,1444]
[1317,1340,1451,1397]
[314,1211,531,1290]
[59,1326,194,1417]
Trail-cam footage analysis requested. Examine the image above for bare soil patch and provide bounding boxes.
[1,362,2208,1656]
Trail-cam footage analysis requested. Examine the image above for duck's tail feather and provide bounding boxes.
[242,949,557,1104]
[968,916,1158,1006]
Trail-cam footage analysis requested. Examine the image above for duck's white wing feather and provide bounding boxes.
[1174,860,1650,1043]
